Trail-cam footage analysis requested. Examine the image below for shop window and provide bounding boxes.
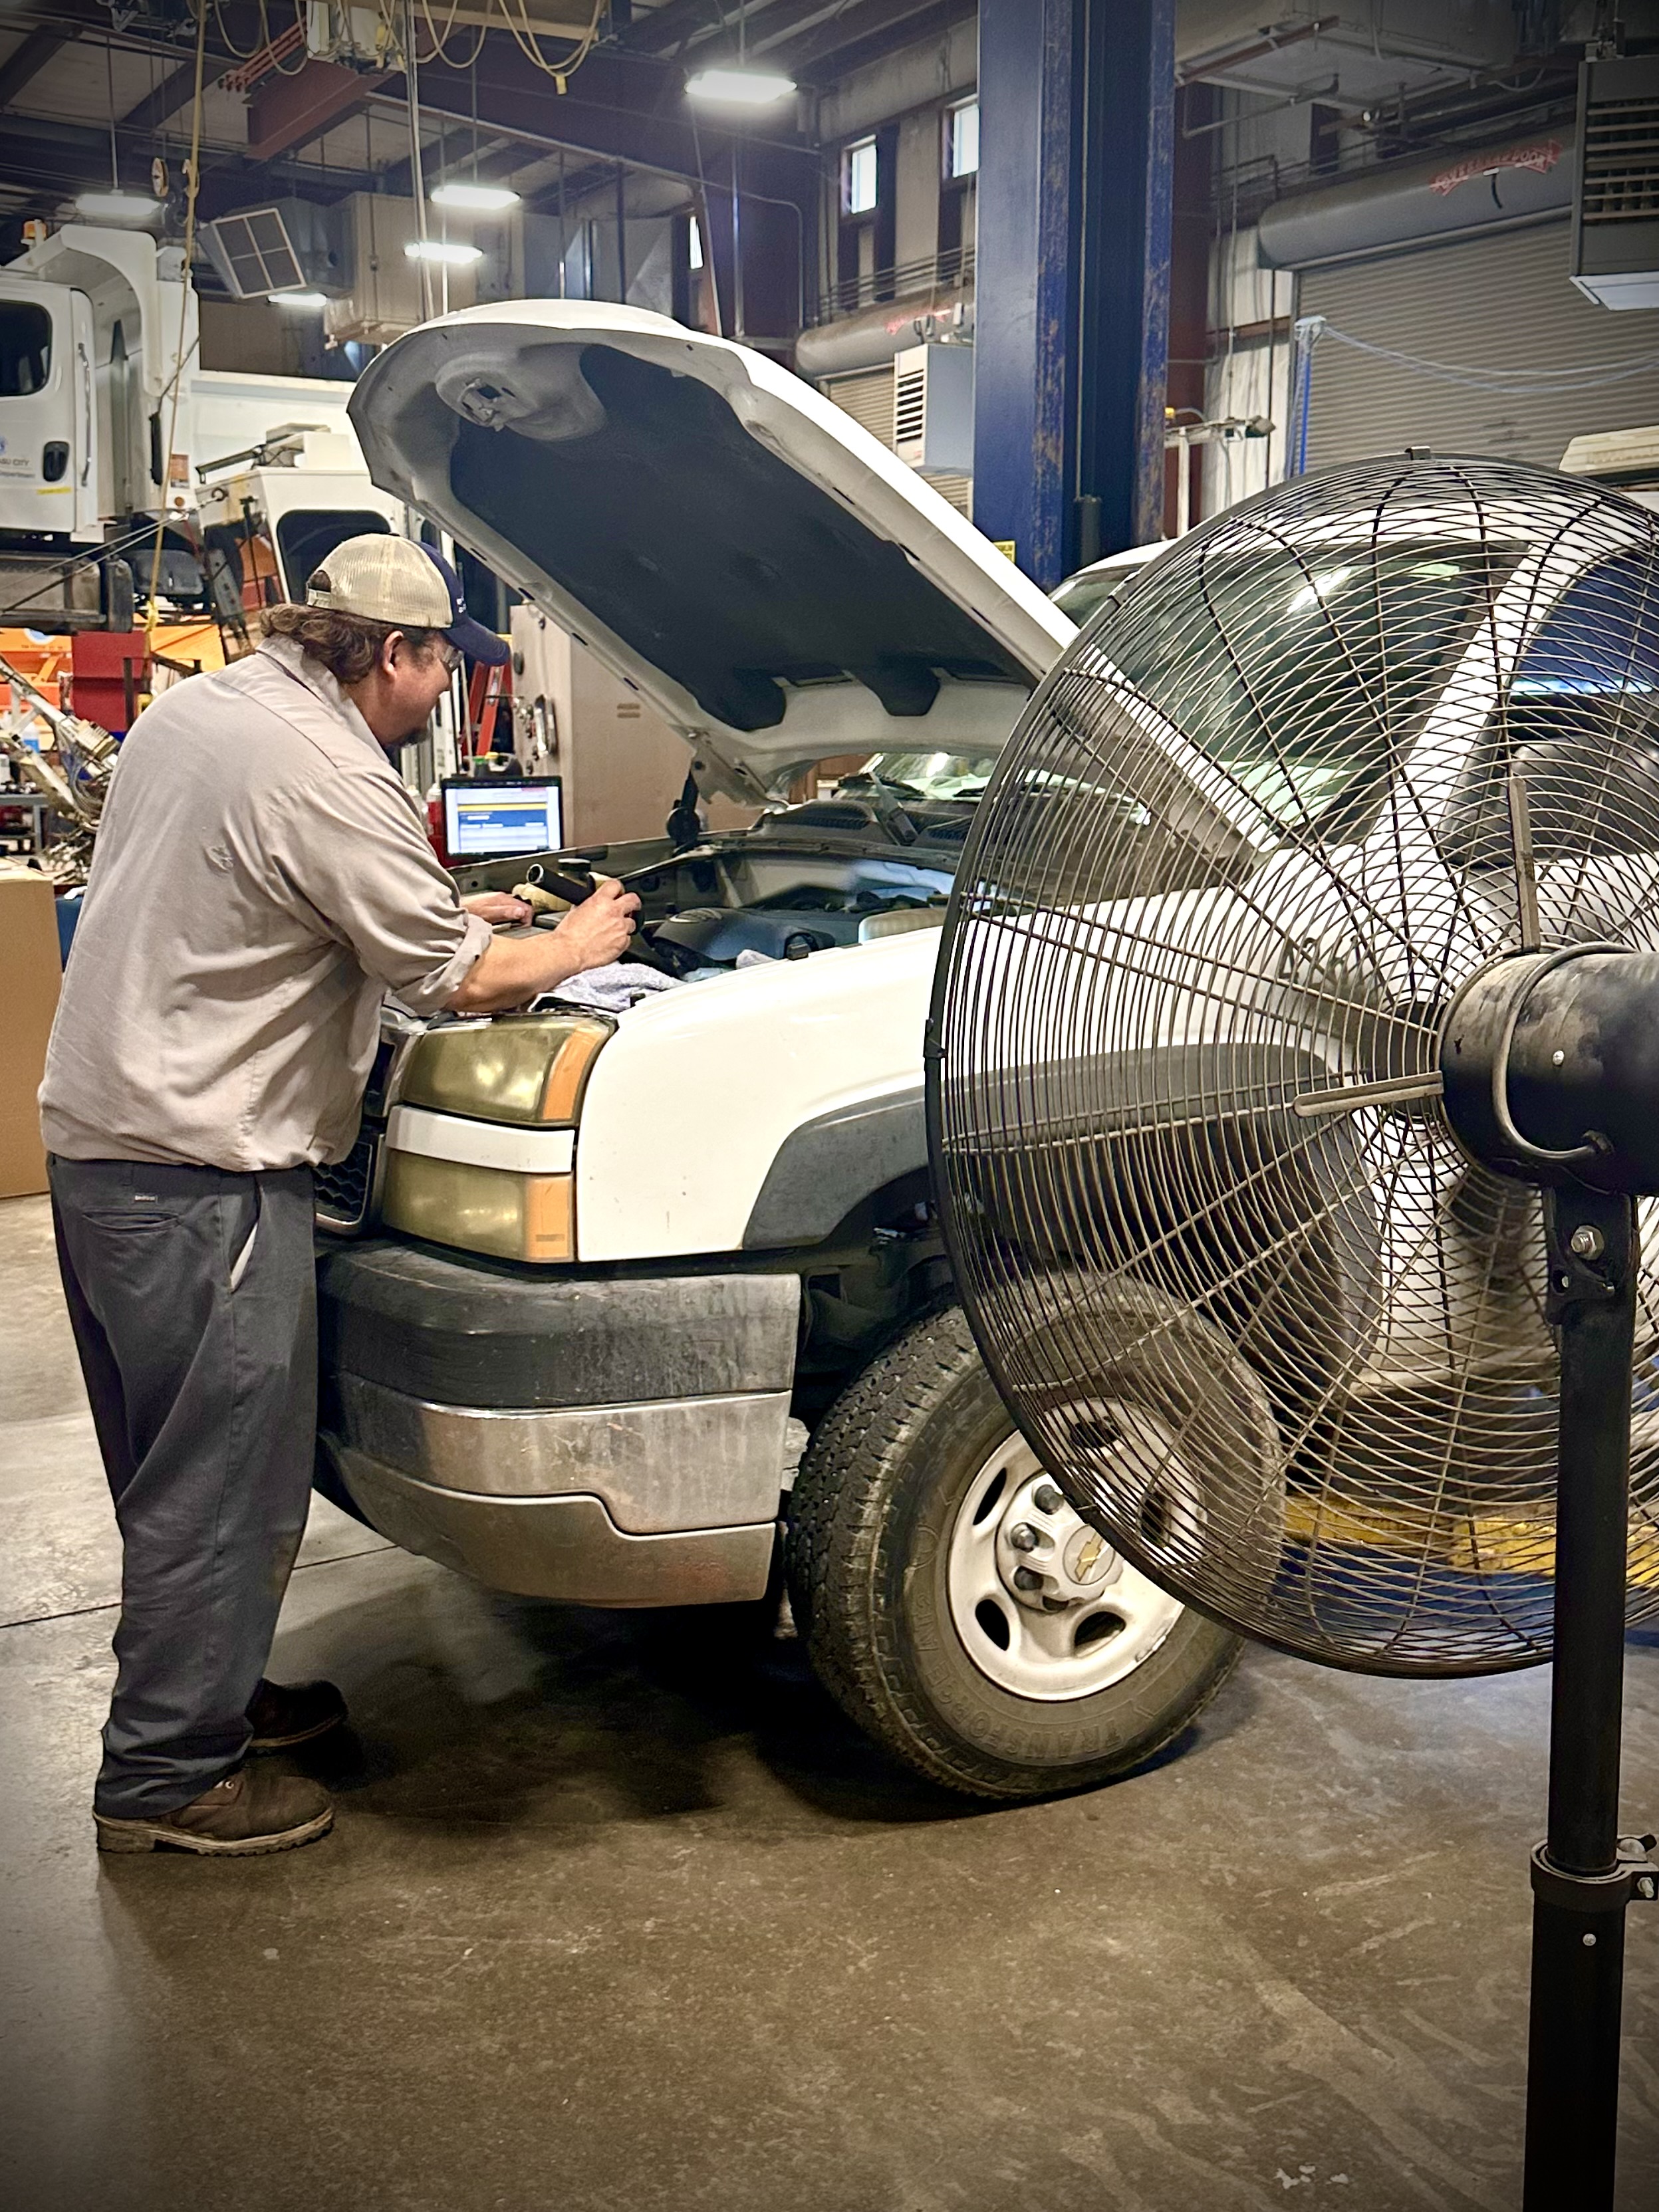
[939,98,978,277]
[842,138,878,215]
[946,98,979,181]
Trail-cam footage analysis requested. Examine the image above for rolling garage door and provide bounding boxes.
[1301,220,1659,470]
[821,364,973,517]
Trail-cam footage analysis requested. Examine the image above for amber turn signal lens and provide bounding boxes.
[539,1023,608,1122]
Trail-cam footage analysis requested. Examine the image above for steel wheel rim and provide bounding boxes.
[945,1421,1185,1702]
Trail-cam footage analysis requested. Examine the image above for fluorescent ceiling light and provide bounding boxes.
[686,66,796,105]
[405,238,483,265]
[270,289,328,310]
[74,191,163,223]
[431,180,521,213]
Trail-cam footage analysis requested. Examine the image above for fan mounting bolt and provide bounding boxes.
[1008,1522,1043,1553]
[1570,1226,1606,1261]
[1033,1483,1065,1515]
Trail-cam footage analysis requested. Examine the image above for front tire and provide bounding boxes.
[785,1303,1249,1800]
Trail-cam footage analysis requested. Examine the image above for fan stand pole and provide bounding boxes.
[1523,1187,1650,2208]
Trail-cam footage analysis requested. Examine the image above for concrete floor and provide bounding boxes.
[3,1195,1658,2212]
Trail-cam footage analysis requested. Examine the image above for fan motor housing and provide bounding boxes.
[1442,946,1659,1194]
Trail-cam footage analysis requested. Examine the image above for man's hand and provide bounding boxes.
[444,878,642,1013]
[462,890,534,927]
[549,877,640,975]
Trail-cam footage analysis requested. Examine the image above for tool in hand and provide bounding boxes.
[516,860,598,912]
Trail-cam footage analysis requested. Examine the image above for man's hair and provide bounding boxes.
[264,603,445,685]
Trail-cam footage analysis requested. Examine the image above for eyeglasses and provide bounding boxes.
[436,640,463,674]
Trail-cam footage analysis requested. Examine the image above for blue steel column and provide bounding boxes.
[973,0,1077,588]
[973,0,1175,584]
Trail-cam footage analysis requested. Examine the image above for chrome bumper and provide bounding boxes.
[315,1245,800,1606]
[319,1376,788,1605]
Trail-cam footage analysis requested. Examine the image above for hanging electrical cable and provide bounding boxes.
[211,0,313,71]
[144,0,208,644]
[378,0,602,94]
[491,0,604,90]
[1309,318,1659,396]
[414,0,487,74]
[400,0,436,319]
[270,0,318,76]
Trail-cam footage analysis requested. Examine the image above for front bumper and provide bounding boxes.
[317,1241,801,1606]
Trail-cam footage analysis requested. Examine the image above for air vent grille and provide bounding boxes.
[894,363,928,453]
[787,801,878,830]
[1581,95,1659,223]
[821,366,896,447]
[209,207,306,298]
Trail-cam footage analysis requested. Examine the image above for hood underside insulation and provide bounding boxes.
[448,344,1026,733]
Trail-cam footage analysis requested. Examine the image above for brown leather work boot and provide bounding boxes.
[247,1676,348,1751]
[94,1765,333,1856]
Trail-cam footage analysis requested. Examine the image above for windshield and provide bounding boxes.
[1107,538,1509,845]
[1444,546,1659,868]
[275,509,390,601]
[1052,562,1147,627]
[836,750,999,802]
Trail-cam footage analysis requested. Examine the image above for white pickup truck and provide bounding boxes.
[309,301,1240,1802]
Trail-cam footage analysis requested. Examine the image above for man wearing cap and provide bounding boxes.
[40,536,639,1858]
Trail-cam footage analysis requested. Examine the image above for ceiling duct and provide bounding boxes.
[1259,127,1575,269]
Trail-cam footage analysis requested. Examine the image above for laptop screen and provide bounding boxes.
[442,777,564,863]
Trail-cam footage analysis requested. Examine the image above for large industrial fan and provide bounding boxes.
[928,454,1659,2206]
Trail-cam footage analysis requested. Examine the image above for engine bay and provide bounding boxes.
[573,791,966,977]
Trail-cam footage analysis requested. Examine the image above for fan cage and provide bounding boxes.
[930,452,1659,1677]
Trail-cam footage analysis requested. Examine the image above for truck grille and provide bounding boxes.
[314,1023,424,1237]
[315,1124,380,1235]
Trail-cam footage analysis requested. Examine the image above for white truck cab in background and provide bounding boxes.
[192,388,404,614]
[0,225,196,543]
[0,225,396,628]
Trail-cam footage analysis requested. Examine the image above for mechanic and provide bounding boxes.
[39,536,640,1860]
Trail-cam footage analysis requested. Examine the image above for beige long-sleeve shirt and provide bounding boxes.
[39,634,491,1171]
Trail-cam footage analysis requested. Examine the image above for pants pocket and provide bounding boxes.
[229,1204,260,1290]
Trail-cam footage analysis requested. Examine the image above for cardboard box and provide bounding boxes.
[0,868,61,1198]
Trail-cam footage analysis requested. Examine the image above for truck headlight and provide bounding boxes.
[396,1013,610,1124]
[379,1014,608,1264]
[380,1154,574,1263]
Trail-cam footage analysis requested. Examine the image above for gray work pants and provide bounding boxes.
[48,1156,317,1818]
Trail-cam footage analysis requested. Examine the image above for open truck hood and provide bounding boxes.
[348,301,1073,796]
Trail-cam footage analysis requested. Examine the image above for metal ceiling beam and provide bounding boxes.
[0,0,257,68]
[0,27,65,108]
[376,124,531,203]
[787,0,971,80]
[395,47,822,199]
[615,0,793,61]
[719,0,862,60]
[616,0,965,76]
[0,100,372,207]
[191,149,377,219]
[120,55,199,133]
